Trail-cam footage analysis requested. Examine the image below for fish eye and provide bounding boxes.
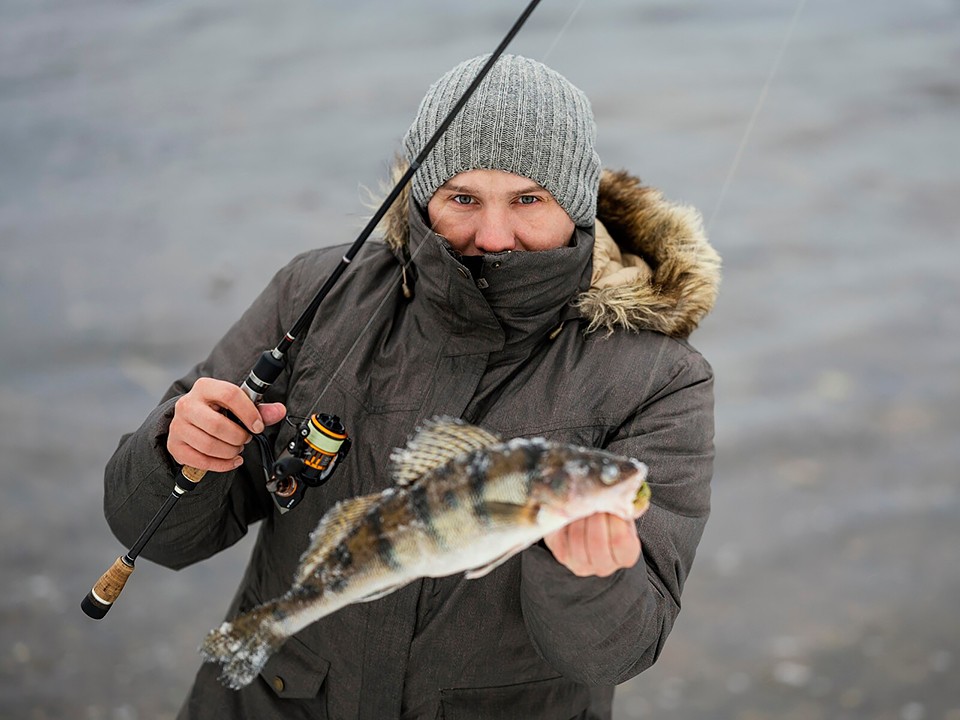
[600,463,620,484]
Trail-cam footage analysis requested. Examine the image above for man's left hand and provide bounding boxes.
[543,513,642,577]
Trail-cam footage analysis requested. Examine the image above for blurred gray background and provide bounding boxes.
[1,1,957,718]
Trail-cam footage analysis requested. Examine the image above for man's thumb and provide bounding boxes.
[258,402,287,427]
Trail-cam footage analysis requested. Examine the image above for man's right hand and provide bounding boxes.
[166,377,287,473]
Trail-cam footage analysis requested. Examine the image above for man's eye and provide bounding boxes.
[518,196,539,205]
[453,195,474,205]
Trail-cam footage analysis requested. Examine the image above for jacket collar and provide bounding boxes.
[405,202,593,359]
[381,163,721,339]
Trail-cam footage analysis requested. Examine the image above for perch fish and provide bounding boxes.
[200,417,650,688]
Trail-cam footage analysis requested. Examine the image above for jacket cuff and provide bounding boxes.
[151,397,180,476]
[520,543,654,685]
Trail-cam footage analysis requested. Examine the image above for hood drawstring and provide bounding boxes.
[398,242,418,300]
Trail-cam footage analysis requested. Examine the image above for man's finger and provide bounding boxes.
[178,422,244,460]
[168,441,245,473]
[258,402,287,428]
[543,526,569,565]
[193,378,265,435]
[585,513,613,569]
[566,518,591,573]
[607,515,642,569]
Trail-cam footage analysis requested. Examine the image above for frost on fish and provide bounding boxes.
[200,416,649,689]
[200,618,282,690]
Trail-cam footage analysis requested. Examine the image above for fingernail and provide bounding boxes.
[252,419,264,434]
[233,457,244,468]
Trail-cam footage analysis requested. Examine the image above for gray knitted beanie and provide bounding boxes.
[403,54,601,227]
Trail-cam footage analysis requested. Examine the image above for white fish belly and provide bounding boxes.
[413,523,545,579]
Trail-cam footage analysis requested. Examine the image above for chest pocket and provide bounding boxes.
[294,318,443,415]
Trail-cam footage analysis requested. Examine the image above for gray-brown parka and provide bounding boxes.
[103,168,721,720]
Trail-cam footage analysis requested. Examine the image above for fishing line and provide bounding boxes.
[306,248,416,409]
[541,0,587,63]
[707,0,808,230]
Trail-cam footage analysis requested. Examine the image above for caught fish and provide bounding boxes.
[200,417,650,688]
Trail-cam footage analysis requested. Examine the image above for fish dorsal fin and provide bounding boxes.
[389,416,502,486]
[295,492,383,585]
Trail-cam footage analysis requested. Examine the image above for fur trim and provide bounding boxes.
[376,163,720,339]
[581,170,721,338]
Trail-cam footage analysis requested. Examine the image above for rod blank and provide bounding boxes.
[80,0,543,621]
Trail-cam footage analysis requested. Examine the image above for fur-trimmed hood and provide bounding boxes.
[378,165,721,339]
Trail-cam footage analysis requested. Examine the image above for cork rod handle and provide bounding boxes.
[81,556,134,619]
[180,465,208,487]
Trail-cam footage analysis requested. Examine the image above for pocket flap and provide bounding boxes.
[259,637,330,699]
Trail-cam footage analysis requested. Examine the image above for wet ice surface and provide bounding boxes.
[2,1,959,717]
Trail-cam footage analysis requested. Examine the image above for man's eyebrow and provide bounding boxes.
[438,182,547,195]
[436,183,476,194]
[511,183,549,195]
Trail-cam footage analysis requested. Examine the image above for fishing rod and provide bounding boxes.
[81,0,543,621]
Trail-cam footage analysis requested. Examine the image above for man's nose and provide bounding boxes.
[472,210,517,253]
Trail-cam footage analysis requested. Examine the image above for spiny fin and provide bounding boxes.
[483,501,540,526]
[389,416,502,486]
[295,492,384,585]
[464,543,532,580]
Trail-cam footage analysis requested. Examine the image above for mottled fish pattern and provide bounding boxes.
[200,417,650,689]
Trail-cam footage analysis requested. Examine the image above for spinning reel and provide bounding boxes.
[259,413,352,512]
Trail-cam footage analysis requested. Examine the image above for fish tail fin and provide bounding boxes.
[199,602,289,690]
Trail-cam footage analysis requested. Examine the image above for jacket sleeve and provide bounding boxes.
[519,349,714,685]
[102,256,309,570]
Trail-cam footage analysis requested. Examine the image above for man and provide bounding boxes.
[104,54,720,719]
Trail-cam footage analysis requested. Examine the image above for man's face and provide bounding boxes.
[426,169,576,256]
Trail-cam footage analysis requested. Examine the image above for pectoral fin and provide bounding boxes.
[462,502,541,580]
[483,501,540,526]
